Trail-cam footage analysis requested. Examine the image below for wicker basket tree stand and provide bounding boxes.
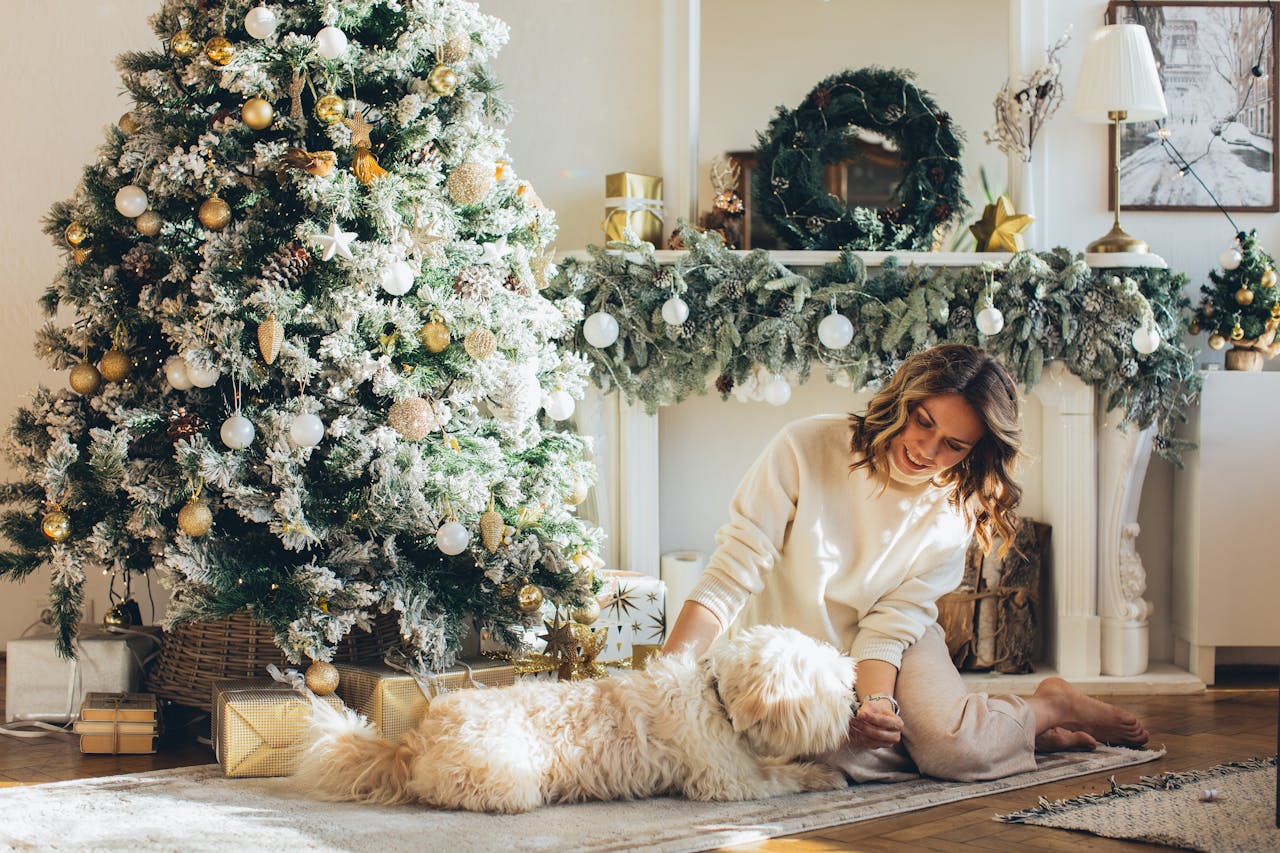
[145,611,400,711]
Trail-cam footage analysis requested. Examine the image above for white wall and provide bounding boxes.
[3,1,1273,665]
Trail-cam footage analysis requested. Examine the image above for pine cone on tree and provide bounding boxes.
[166,409,206,444]
[723,279,745,300]
[120,246,159,282]
[503,272,532,297]
[406,143,443,171]
[454,266,499,301]
[715,374,735,394]
[262,243,313,289]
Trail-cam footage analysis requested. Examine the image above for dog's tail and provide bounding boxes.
[294,698,417,805]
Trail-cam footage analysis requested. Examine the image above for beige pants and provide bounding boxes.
[824,623,1038,783]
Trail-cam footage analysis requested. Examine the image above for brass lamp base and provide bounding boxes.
[1086,222,1149,254]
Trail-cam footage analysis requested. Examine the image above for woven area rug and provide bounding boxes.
[0,747,1160,852]
[998,757,1279,852]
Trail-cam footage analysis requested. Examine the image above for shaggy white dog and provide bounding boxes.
[295,625,856,813]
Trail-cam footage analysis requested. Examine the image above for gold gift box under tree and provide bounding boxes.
[333,660,518,741]
[603,172,664,245]
[212,679,344,778]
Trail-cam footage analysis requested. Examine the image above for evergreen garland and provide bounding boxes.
[753,67,967,251]
[551,227,1200,462]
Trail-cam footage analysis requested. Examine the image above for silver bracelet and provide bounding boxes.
[854,693,900,716]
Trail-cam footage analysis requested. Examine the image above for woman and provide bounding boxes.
[663,344,1148,783]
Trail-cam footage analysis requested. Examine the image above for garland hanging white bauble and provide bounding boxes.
[220,413,255,449]
[661,296,689,326]
[114,185,148,218]
[763,375,791,407]
[817,312,854,349]
[290,412,325,447]
[164,356,192,390]
[315,26,348,59]
[542,389,575,421]
[975,305,1005,336]
[1132,324,1162,355]
[244,5,277,39]
[582,311,619,348]
[435,520,470,555]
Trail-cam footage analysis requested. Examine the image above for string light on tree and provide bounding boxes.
[582,311,619,348]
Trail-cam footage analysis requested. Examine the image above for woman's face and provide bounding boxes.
[890,393,986,476]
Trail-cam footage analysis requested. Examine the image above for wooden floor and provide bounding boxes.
[1,658,1276,851]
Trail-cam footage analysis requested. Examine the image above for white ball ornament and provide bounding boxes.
[290,413,325,447]
[543,389,576,421]
[380,260,416,295]
[435,520,470,555]
[1219,247,1242,271]
[817,312,854,349]
[975,305,1005,336]
[315,26,348,60]
[185,362,221,388]
[763,375,792,407]
[114,185,149,218]
[661,296,690,326]
[1132,324,1162,355]
[582,311,619,348]
[244,6,278,39]
[220,414,256,449]
[164,356,193,390]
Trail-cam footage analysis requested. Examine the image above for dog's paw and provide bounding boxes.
[797,763,848,792]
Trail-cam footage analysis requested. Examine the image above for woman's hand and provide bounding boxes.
[847,697,903,749]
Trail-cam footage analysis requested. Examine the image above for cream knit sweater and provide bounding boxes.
[688,413,972,668]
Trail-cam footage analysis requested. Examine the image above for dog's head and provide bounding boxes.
[706,625,855,760]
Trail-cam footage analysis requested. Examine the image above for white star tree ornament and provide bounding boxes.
[311,220,358,261]
[478,236,512,267]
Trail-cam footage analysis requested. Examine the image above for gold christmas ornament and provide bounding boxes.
[440,33,471,63]
[73,248,91,265]
[314,93,346,125]
[205,36,235,66]
[241,96,274,130]
[1235,286,1254,306]
[1189,320,1201,335]
[479,504,504,553]
[98,348,132,383]
[1272,303,1280,321]
[1231,324,1245,341]
[304,660,340,696]
[567,478,590,506]
[516,583,543,613]
[570,596,601,625]
[351,146,389,185]
[69,360,102,395]
[171,29,199,58]
[199,195,232,230]
[968,195,1034,253]
[446,161,493,205]
[427,63,458,96]
[283,147,337,177]
[258,314,284,364]
[463,327,496,360]
[103,604,132,629]
[135,210,163,237]
[1264,268,1278,288]
[387,396,438,441]
[417,318,450,353]
[177,496,213,536]
[118,112,140,135]
[1208,332,1227,350]
[41,509,71,542]
[63,221,89,247]
[1203,302,1216,318]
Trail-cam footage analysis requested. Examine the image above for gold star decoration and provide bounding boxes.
[343,111,374,148]
[570,623,609,680]
[539,612,580,671]
[968,195,1034,253]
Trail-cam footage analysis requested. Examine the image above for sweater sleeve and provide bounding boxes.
[848,538,966,668]
[685,427,801,632]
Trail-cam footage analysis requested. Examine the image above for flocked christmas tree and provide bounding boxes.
[0,0,603,671]
[1193,230,1280,370]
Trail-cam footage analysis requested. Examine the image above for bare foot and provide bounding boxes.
[1032,678,1149,747]
[1035,726,1099,752]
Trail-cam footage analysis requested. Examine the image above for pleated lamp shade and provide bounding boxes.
[1073,24,1168,123]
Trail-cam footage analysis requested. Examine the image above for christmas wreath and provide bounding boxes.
[753,67,967,251]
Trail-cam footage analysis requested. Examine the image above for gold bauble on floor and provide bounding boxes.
[304,660,340,696]
[177,497,213,536]
[41,509,71,542]
[199,195,232,230]
[69,360,102,395]
[242,96,275,130]
[98,348,133,383]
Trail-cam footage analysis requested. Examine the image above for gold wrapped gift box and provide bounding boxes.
[211,679,344,778]
[603,172,664,245]
[333,660,518,741]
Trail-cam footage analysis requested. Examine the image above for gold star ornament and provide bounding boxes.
[969,195,1034,253]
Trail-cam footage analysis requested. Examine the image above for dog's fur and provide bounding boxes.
[295,625,855,813]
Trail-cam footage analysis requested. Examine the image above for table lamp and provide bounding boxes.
[1073,24,1168,253]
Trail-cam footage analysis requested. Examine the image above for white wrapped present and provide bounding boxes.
[4,626,161,723]
[595,570,666,665]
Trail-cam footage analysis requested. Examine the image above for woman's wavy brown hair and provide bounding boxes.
[849,344,1022,554]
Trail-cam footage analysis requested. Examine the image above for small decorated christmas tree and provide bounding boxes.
[0,0,602,671]
[1193,230,1280,370]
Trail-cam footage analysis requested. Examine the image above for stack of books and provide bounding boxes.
[72,692,159,754]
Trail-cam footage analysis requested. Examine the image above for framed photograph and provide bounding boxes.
[1106,1,1278,211]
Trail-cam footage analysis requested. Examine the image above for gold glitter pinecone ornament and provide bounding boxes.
[440,33,471,63]
[99,348,133,383]
[177,496,213,536]
[305,660,340,696]
[463,328,496,360]
[446,161,493,205]
[479,503,504,553]
[41,509,71,542]
[69,360,102,395]
[388,396,439,441]
[258,314,284,364]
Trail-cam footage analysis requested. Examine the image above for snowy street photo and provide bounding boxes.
[1112,1,1277,211]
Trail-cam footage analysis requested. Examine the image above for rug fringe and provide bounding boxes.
[996,756,1277,824]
